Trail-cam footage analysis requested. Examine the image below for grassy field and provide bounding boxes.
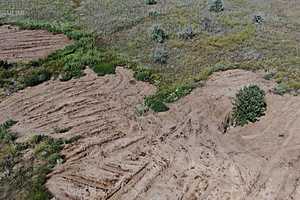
[0,0,300,105]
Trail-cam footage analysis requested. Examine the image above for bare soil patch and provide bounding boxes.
[0,25,71,62]
[1,66,300,199]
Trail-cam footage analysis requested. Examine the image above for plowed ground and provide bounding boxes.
[1,65,300,199]
[0,25,71,62]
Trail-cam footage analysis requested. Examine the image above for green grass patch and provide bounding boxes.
[208,25,255,47]
[144,84,194,112]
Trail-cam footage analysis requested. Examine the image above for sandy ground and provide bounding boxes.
[0,25,71,62]
[0,65,300,200]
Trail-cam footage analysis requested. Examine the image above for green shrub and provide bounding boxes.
[208,0,224,12]
[151,25,167,43]
[144,84,193,112]
[0,60,13,70]
[133,68,160,84]
[273,83,289,95]
[92,63,116,76]
[263,71,276,80]
[34,137,64,159]
[60,63,85,81]
[153,47,168,64]
[232,85,267,126]
[145,0,157,5]
[30,135,48,145]
[145,98,169,112]
[23,68,52,87]
[0,120,18,143]
[178,26,194,40]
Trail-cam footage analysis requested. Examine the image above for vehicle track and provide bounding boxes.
[0,25,71,62]
[1,67,300,200]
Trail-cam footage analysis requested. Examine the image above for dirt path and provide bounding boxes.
[0,25,71,62]
[1,66,300,199]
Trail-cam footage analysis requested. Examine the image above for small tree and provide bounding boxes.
[232,85,267,126]
[208,0,224,12]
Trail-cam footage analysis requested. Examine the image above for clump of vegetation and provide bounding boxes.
[0,118,80,200]
[151,25,167,43]
[145,0,157,5]
[232,85,267,126]
[178,26,194,40]
[0,119,18,143]
[22,68,52,87]
[91,63,116,76]
[145,98,169,112]
[145,84,194,112]
[149,10,160,17]
[153,47,168,64]
[253,15,264,24]
[0,60,13,70]
[208,0,224,12]
[263,71,276,80]
[273,83,289,95]
[134,68,160,84]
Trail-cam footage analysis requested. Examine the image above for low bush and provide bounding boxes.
[23,68,52,87]
[144,84,194,112]
[178,26,194,40]
[0,60,13,70]
[232,85,267,126]
[253,15,264,24]
[145,0,157,5]
[151,25,167,43]
[208,0,224,12]
[153,47,168,64]
[145,98,169,112]
[0,120,18,143]
[133,68,160,84]
[91,63,116,76]
[273,83,289,95]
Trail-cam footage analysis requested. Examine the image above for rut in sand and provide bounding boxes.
[1,65,300,199]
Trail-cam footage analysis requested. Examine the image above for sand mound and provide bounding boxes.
[1,68,300,200]
[0,25,71,62]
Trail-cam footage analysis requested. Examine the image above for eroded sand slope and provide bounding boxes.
[0,25,71,62]
[0,68,300,200]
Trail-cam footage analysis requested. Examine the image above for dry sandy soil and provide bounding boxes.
[1,65,300,200]
[0,25,71,62]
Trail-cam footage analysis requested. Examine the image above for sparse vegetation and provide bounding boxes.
[232,85,267,126]
[0,119,79,200]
